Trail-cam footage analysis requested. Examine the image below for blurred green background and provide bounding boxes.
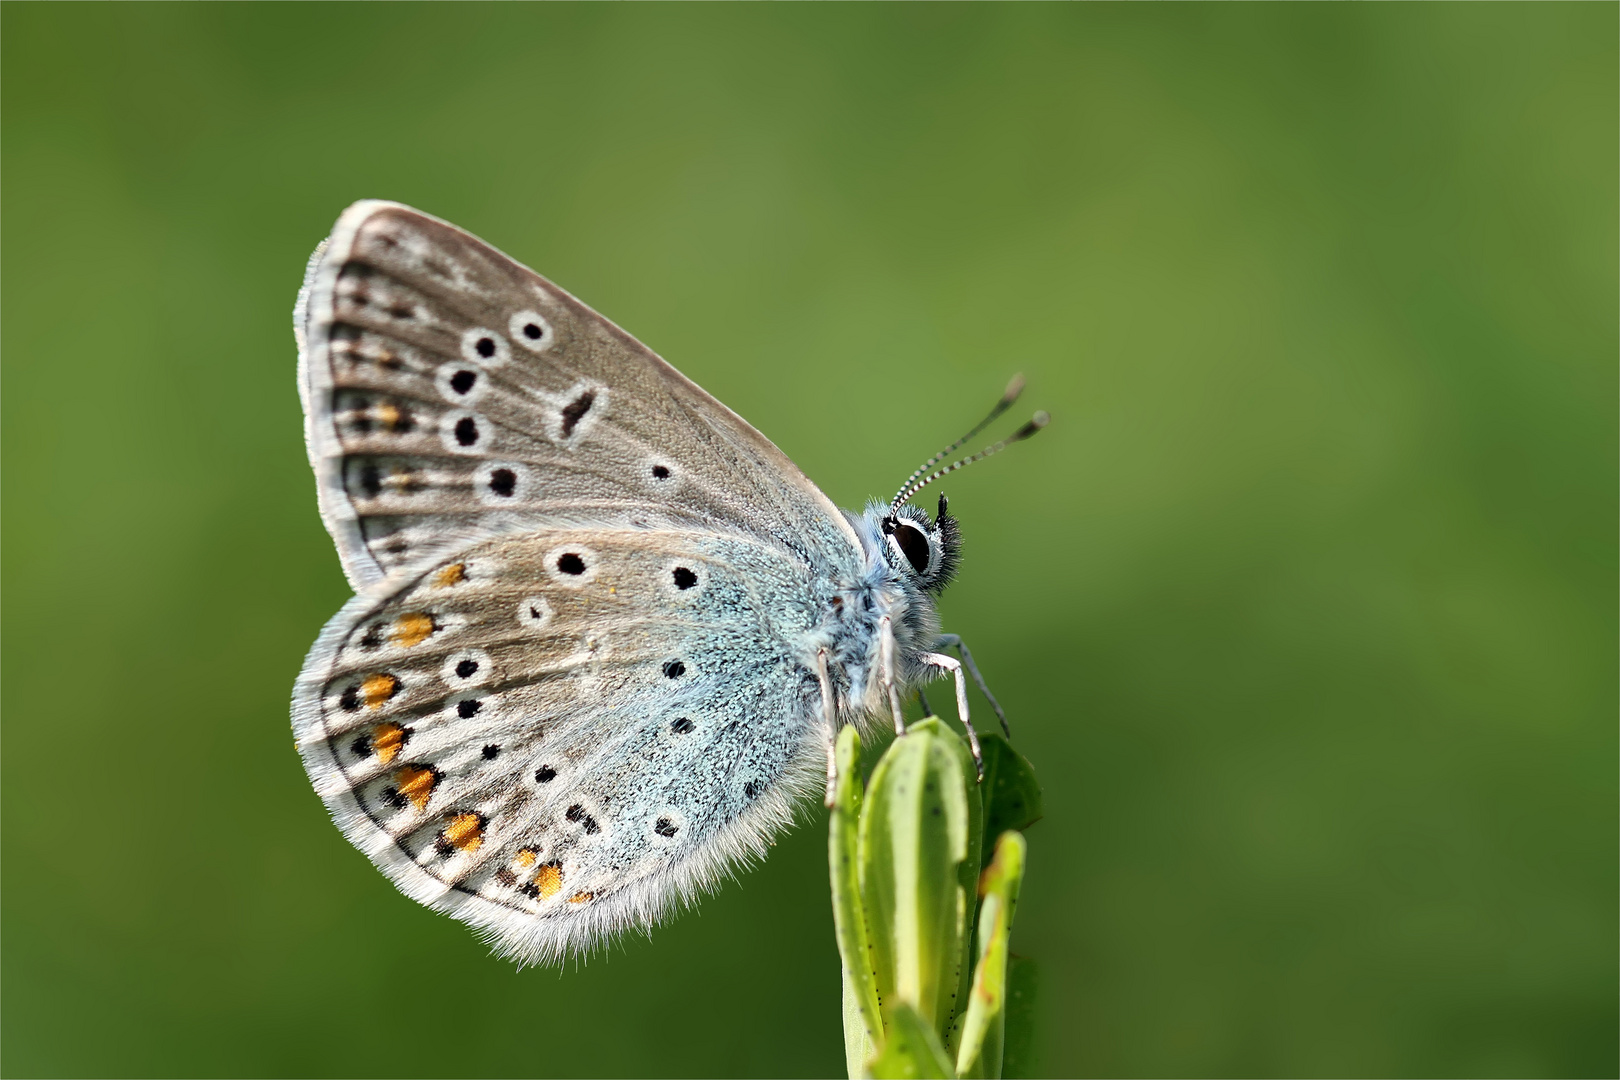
[3,4,1614,1077]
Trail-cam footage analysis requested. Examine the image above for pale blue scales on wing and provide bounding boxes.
[290,201,1044,964]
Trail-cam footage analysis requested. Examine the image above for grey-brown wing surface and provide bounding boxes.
[296,200,860,590]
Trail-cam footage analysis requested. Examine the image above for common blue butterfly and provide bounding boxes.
[291,202,1045,964]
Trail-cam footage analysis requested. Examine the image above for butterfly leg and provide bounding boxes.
[916,687,934,718]
[920,652,984,781]
[818,648,840,808]
[879,616,906,737]
[935,633,1010,738]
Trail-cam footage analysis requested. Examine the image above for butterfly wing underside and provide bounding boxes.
[293,201,866,960]
[295,199,859,590]
[294,526,832,963]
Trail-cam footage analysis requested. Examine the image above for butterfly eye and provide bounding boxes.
[891,521,932,575]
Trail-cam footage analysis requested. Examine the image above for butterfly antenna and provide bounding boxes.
[891,410,1050,511]
[890,375,1026,508]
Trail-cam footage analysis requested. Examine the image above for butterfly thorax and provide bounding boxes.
[814,505,945,725]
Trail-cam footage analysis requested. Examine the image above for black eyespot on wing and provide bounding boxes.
[454,417,479,446]
[450,369,477,394]
[494,868,517,888]
[358,463,382,498]
[522,321,544,340]
[565,804,600,835]
[671,717,694,734]
[662,660,686,679]
[557,553,586,575]
[651,465,671,480]
[457,699,482,719]
[672,567,697,590]
[488,468,516,497]
[381,787,406,809]
[744,780,761,800]
[481,744,500,760]
[456,659,479,678]
[654,817,678,838]
[350,734,371,756]
[359,624,383,650]
[560,391,595,437]
[339,685,361,711]
[535,765,557,783]
[474,336,497,358]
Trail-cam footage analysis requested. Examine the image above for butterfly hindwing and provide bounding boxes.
[292,524,832,963]
[297,200,860,590]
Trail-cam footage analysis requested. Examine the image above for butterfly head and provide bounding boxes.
[879,495,961,594]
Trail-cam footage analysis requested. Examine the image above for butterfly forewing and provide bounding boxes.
[297,200,859,590]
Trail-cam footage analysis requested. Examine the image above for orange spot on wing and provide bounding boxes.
[535,863,563,899]
[374,403,401,429]
[361,673,399,708]
[566,891,594,905]
[394,764,440,810]
[514,848,538,869]
[434,563,466,587]
[391,612,435,648]
[371,722,407,765]
[441,812,484,853]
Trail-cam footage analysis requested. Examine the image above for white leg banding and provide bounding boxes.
[921,651,983,779]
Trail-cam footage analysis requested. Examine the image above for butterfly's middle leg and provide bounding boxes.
[935,633,1010,738]
[920,651,984,780]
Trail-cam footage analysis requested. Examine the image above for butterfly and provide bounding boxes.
[290,201,1046,965]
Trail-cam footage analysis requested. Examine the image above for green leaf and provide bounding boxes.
[953,831,1027,1079]
[866,1003,955,1079]
[979,734,1043,847]
[1000,957,1039,1079]
[859,718,977,1034]
[830,726,884,1078]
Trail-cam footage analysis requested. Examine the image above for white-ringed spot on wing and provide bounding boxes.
[474,461,531,504]
[544,544,599,585]
[508,310,554,352]
[564,802,601,835]
[448,692,486,721]
[459,327,510,369]
[651,810,685,841]
[643,457,681,493]
[439,410,487,454]
[664,559,704,594]
[539,381,606,445]
[516,595,553,630]
[662,659,687,680]
[441,648,492,687]
[434,361,486,404]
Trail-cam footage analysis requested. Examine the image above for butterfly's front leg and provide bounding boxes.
[919,651,984,781]
[935,633,1010,738]
[878,615,906,737]
[817,648,840,808]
